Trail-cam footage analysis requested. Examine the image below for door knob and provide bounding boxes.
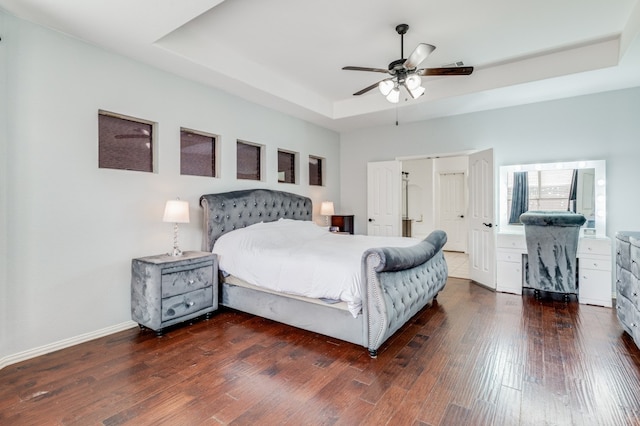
[483,222,493,228]
[368,218,375,222]
[459,215,465,218]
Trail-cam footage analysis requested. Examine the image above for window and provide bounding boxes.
[278,150,297,184]
[309,155,324,186]
[506,169,573,219]
[237,140,262,181]
[98,111,154,172]
[180,128,217,177]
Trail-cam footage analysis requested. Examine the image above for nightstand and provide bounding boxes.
[331,215,354,234]
[131,251,218,336]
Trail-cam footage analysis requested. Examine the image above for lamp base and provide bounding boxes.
[169,222,184,256]
[169,247,183,257]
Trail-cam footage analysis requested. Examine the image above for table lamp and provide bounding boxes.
[163,199,190,256]
[320,201,334,227]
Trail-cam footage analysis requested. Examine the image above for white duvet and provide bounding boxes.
[213,219,419,317]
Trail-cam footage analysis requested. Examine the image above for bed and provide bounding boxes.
[200,189,448,357]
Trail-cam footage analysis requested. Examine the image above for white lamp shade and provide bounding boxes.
[386,87,400,104]
[163,200,190,223]
[407,85,425,99]
[320,201,335,216]
[406,74,422,90]
[378,79,394,96]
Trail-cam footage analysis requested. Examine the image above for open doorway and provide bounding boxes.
[401,155,470,279]
[443,251,470,279]
[401,156,469,247]
[370,149,494,285]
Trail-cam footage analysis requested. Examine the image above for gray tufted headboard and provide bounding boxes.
[200,189,313,252]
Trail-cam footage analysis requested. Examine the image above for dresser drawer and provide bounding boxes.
[162,286,214,321]
[161,261,214,297]
[617,238,631,268]
[630,244,640,279]
[617,265,640,306]
[616,293,640,339]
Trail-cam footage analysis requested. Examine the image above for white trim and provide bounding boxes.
[396,150,476,161]
[0,321,138,370]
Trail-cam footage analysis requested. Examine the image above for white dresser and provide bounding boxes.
[496,231,612,307]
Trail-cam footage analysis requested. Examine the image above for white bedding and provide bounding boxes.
[213,219,419,317]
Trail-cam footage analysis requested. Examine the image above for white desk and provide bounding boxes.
[496,231,612,307]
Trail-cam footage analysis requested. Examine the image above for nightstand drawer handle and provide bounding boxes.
[188,279,195,285]
[186,301,195,308]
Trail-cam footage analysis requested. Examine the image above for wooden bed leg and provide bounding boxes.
[368,349,378,358]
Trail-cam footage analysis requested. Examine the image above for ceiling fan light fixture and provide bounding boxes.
[386,87,400,103]
[407,84,425,99]
[406,73,422,90]
[379,79,394,96]
[342,24,473,102]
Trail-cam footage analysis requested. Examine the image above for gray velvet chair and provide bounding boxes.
[519,211,586,300]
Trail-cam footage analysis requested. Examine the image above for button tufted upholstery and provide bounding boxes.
[520,211,586,296]
[200,189,312,251]
[200,189,449,357]
[364,230,448,353]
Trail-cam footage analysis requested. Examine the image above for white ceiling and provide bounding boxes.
[2,0,640,132]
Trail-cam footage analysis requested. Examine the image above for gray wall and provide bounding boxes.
[0,10,9,360]
[340,87,640,238]
[0,11,340,364]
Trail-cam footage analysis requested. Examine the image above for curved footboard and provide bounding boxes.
[363,230,448,357]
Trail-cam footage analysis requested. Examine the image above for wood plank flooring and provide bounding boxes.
[1,278,639,425]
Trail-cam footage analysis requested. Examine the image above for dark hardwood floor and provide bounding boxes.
[1,278,639,425]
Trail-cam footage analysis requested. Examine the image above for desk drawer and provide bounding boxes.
[497,234,526,250]
[497,250,523,263]
[578,254,611,271]
[578,238,611,256]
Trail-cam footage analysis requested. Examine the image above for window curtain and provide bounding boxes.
[568,169,578,212]
[509,171,529,224]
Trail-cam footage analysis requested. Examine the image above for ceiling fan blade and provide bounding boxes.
[353,80,385,96]
[342,66,389,73]
[403,43,436,69]
[420,66,474,76]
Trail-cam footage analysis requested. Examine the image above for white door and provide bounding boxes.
[468,149,495,288]
[438,172,467,252]
[367,161,402,236]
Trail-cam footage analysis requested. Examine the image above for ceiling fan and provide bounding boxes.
[342,24,473,103]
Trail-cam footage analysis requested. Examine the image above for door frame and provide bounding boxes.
[397,149,494,283]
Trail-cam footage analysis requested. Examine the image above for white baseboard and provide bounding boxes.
[0,320,138,370]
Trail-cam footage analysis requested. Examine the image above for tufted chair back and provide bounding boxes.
[520,210,586,298]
